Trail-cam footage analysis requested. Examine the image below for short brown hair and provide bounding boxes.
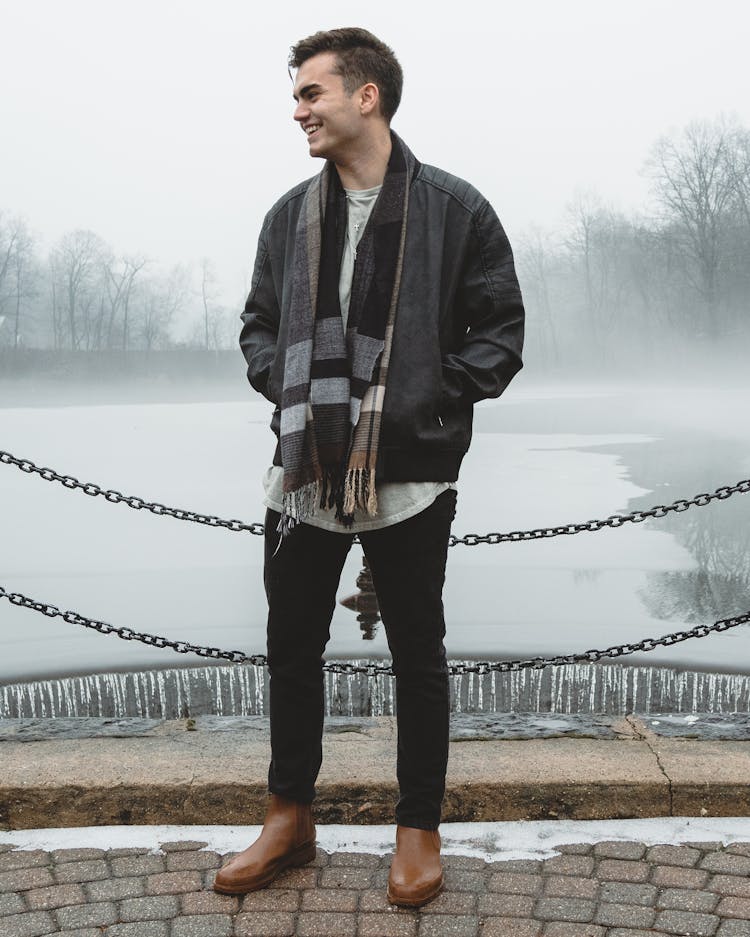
[289,27,403,123]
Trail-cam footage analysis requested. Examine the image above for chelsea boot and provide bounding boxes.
[213,793,316,894]
[387,825,444,907]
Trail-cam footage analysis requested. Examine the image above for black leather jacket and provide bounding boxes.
[240,159,524,481]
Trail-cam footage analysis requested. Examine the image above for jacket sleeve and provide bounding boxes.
[239,225,280,404]
[441,199,524,405]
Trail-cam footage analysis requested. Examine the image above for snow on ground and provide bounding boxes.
[4,818,750,862]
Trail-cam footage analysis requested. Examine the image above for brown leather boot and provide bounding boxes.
[387,825,443,907]
[213,793,316,894]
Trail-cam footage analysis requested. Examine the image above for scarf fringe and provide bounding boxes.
[343,466,377,517]
[279,480,320,536]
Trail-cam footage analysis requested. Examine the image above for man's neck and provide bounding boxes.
[334,129,392,191]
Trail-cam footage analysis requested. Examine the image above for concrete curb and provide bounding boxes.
[2,717,750,830]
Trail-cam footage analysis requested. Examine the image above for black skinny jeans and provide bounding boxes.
[263,488,457,831]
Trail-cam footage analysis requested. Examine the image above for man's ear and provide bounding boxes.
[359,82,380,116]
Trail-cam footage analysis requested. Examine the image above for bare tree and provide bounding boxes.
[645,117,739,337]
[199,258,218,350]
[104,255,148,350]
[50,230,111,349]
[137,265,188,351]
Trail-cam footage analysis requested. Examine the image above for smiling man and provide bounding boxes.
[215,27,524,907]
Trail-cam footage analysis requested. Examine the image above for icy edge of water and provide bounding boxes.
[4,818,750,862]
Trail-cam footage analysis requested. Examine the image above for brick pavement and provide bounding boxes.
[1,837,750,936]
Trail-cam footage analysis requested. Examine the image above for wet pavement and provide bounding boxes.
[3,836,750,936]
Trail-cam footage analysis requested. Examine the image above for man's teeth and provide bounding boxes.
[306,125,321,135]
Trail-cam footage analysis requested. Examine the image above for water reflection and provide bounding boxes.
[339,555,381,639]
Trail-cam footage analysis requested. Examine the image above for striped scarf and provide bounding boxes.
[278,132,416,534]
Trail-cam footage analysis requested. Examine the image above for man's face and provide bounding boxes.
[292,52,363,161]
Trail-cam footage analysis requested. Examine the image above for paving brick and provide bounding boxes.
[652,863,710,889]
[0,891,26,915]
[476,892,534,917]
[158,841,209,852]
[110,854,166,876]
[534,897,596,922]
[118,895,180,921]
[310,847,331,868]
[542,855,594,876]
[684,842,725,852]
[146,870,202,894]
[54,901,118,929]
[417,915,480,936]
[300,887,359,911]
[717,921,750,936]
[717,895,750,919]
[54,929,104,936]
[594,901,656,928]
[544,875,598,899]
[709,874,750,898]
[605,931,659,937]
[166,850,221,872]
[0,910,55,937]
[106,847,148,857]
[50,848,106,863]
[84,875,145,901]
[443,869,485,892]
[240,887,299,911]
[296,911,359,935]
[541,925,605,937]
[442,855,489,871]
[180,890,240,915]
[480,919,542,937]
[592,841,646,860]
[599,881,657,906]
[487,859,542,873]
[330,851,381,868]
[53,859,109,884]
[421,890,477,915]
[488,871,542,896]
[725,842,750,858]
[0,851,49,871]
[654,908,721,935]
[597,859,650,882]
[318,867,373,888]
[25,881,86,911]
[0,844,15,852]
[553,843,593,855]
[658,887,719,913]
[268,866,317,888]
[359,888,392,911]
[701,853,750,876]
[0,867,55,892]
[171,913,233,936]
[106,923,169,937]
[358,912,418,936]
[234,911,296,935]
[647,844,702,867]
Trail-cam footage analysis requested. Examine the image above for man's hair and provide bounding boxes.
[289,27,403,124]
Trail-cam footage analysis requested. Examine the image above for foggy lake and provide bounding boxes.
[1,379,749,686]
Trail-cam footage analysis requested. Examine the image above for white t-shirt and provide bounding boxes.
[263,183,455,533]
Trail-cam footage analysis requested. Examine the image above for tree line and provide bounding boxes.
[1,116,749,370]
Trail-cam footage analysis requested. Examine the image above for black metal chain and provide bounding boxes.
[2,584,748,676]
[2,449,749,547]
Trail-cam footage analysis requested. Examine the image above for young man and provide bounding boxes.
[214,27,524,907]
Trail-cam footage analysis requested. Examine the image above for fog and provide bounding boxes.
[1,2,749,689]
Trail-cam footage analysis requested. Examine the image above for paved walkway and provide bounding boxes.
[2,837,750,936]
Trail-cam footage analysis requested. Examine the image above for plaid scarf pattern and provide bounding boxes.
[278,133,416,534]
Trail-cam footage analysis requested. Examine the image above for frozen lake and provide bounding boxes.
[1,380,749,684]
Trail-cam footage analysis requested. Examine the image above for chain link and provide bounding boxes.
[2,583,748,676]
[3,449,749,547]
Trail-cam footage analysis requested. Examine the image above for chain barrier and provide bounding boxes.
[1,584,749,676]
[2,449,749,547]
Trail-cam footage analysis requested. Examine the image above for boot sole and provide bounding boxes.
[387,873,444,908]
[213,841,317,895]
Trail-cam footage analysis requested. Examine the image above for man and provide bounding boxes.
[214,27,524,907]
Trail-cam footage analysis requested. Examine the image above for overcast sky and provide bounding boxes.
[2,0,749,306]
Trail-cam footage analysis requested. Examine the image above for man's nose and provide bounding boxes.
[293,101,309,122]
